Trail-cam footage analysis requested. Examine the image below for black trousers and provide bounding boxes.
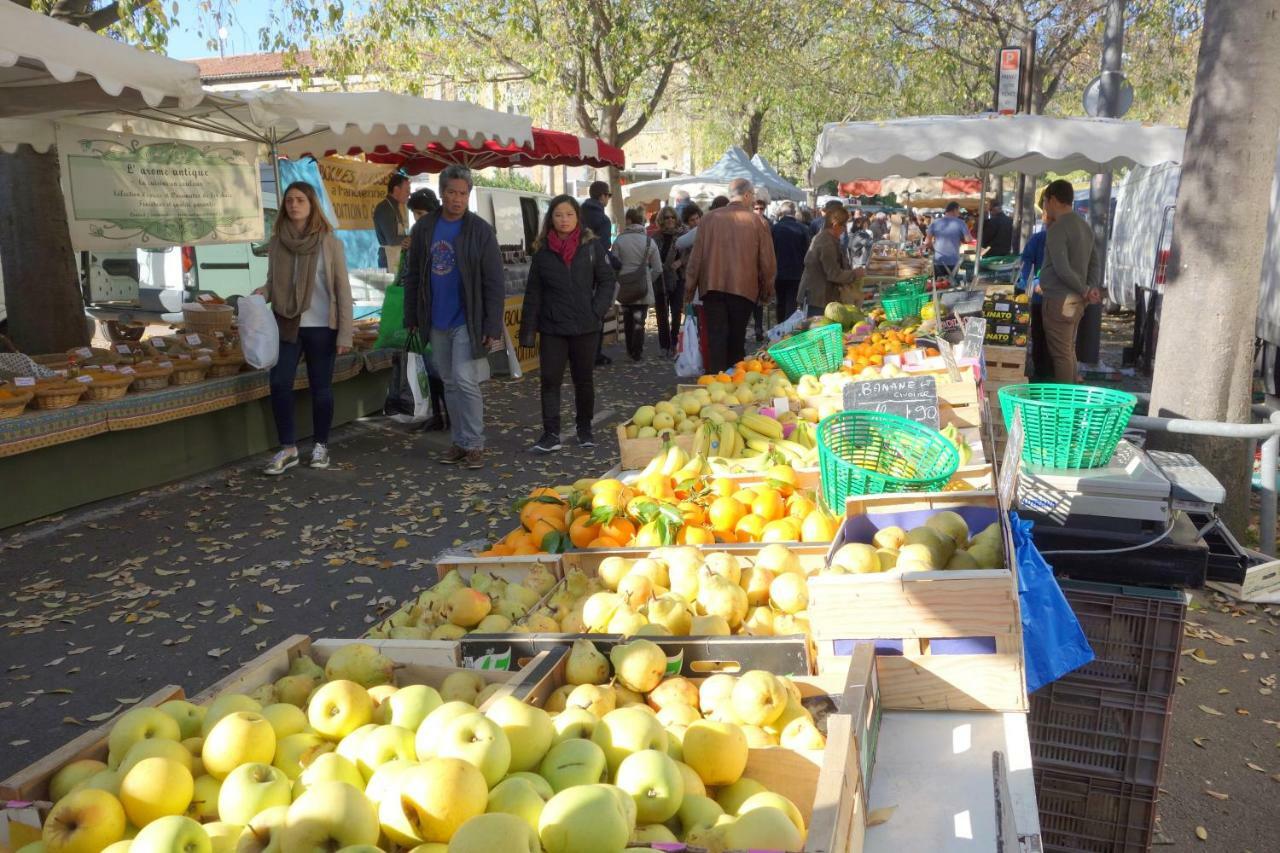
[539,331,598,437]
[621,305,649,359]
[703,290,756,374]
[653,286,682,352]
[752,302,765,339]
[1029,301,1053,380]
[775,278,800,325]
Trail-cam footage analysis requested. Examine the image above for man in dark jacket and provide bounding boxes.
[373,173,410,270]
[770,201,809,322]
[404,165,505,469]
[982,198,1015,257]
[581,180,616,366]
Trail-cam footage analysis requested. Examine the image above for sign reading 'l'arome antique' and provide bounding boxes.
[57,124,263,250]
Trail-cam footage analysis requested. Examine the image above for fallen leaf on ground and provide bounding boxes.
[1193,737,1209,748]
[1247,762,1267,772]
[1199,705,1224,716]
[1204,789,1228,800]
[1195,826,1208,841]
[866,806,896,827]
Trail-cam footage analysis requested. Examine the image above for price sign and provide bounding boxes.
[73,347,93,359]
[102,364,118,372]
[937,338,962,382]
[152,338,167,349]
[177,353,191,360]
[960,317,987,361]
[843,375,940,428]
[75,375,94,384]
[197,355,212,364]
[14,377,35,387]
[120,366,136,375]
[116,344,134,355]
[158,361,173,368]
[186,334,203,346]
[998,408,1025,509]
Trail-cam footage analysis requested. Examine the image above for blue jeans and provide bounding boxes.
[431,325,489,450]
[269,326,338,447]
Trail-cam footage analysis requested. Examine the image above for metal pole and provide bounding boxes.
[972,167,988,288]
[1013,27,1038,252]
[1261,425,1278,555]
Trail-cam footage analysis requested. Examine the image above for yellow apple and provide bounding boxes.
[217,763,291,826]
[682,721,748,786]
[280,780,380,851]
[200,694,261,738]
[42,788,126,853]
[106,708,181,769]
[483,696,554,773]
[306,680,373,741]
[538,784,630,853]
[48,759,107,804]
[130,815,211,853]
[158,700,206,740]
[378,758,487,846]
[119,756,194,827]
[202,712,276,779]
[436,713,510,787]
[449,813,539,853]
[260,703,308,740]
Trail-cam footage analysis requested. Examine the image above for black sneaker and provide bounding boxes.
[531,433,562,453]
[576,431,596,448]
[595,354,612,366]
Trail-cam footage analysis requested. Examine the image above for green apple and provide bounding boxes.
[119,756,194,827]
[200,694,261,738]
[187,774,222,821]
[378,758,488,846]
[272,733,334,780]
[106,708,181,769]
[483,696,554,773]
[42,788,126,853]
[538,784,630,853]
[362,759,413,805]
[738,791,806,834]
[719,806,803,851]
[381,684,442,729]
[234,804,288,853]
[334,724,378,765]
[681,720,747,787]
[352,725,416,780]
[260,703,309,740]
[217,763,291,825]
[485,776,549,834]
[715,777,766,814]
[614,749,684,824]
[590,707,669,776]
[550,708,598,745]
[307,681,374,741]
[202,712,276,779]
[676,794,724,838]
[448,813,540,853]
[117,737,194,777]
[280,781,380,851]
[414,701,482,760]
[202,821,242,853]
[101,841,131,853]
[296,753,363,795]
[730,671,788,727]
[48,759,106,803]
[436,713,510,787]
[633,823,678,844]
[158,700,206,740]
[130,815,210,853]
[501,771,554,800]
[74,769,121,797]
[674,761,706,798]
[538,738,607,792]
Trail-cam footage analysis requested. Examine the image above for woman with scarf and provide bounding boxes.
[520,195,616,453]
[259,181,354,475]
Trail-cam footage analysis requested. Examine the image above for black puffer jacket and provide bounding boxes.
[519,235,617,346]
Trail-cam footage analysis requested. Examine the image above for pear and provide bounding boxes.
[925,511,971,548]
[945,550,980,570]
[566,683,617,718]
[871,525,907,550]
[566,639,610,685]
[288,655,324,681]
[609,639,668,694]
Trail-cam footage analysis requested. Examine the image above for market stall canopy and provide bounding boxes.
[0,2,203,135]
[350,126,624,173]
[810,114,1186,185]
[750,154,801,195]
[623,146,805,204]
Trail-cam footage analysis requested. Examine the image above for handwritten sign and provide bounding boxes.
[960,317,987,361]
[152,338,167,349]
[116,344,134,355]
[185,334,203,347]
[843,375,940,428]
[937,338,962,382]
[14,377,35,387]
[998,408,1025,509]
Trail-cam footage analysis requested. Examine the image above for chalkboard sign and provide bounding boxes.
[843,375,940,428]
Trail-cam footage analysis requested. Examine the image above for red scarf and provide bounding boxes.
[547,227,580,266]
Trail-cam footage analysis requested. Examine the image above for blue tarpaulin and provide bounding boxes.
[277,158,380,270]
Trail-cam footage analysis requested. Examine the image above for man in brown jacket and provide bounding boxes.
[684,178,778,373]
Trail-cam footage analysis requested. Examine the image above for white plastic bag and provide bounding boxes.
[406,352,431,420]
[766,307,807,343]
[675,311,703,378]
[237,294,278,369]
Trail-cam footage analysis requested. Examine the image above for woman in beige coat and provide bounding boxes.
[799,206,864,315]
[259,181,354,475]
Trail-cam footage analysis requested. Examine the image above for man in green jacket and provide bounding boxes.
[1038,180,1103,384]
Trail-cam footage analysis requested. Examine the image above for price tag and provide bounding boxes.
[186,334,202,346]
[120,366,136,375]
[14,377,35,387]
[197,355,212,364]
[998,408,1025,509]
[843,375,940,428]
[152,338,167,348]
[75,375,94,384]
[54,369,68,377]
[901,349,924,367]
[177,353,191,360]
[102,364,118,372]
[883,353,903,368]
[73,347,93,359]
[937,338,962,382]
[158,361,173,368]
[960,316,987,361]
[116,344,134,355]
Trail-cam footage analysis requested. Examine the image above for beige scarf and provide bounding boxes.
[269,222,325,342]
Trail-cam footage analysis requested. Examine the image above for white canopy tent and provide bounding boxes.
[623,146,805,204]
[811,114,1186,277]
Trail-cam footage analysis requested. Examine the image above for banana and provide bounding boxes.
[639,450,664,478]
[742,413,784,440]
[776,439,811,458]
[745,436,774,454]
[718,423,738,458]
[692,423,706,457]
[736,424,770,446]
[660,443,689,477]
[708,456,734,474]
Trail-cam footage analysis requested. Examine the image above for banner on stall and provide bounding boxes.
[57,124,262,250]
[503,294,540,372]
[316,156,398,230]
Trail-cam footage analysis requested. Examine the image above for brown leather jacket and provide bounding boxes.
[799,229,863,308]
[683,201,777,304]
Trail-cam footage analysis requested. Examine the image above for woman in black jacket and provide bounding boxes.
[520,195,617,453]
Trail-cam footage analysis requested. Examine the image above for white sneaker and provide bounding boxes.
[263,448,298,476]
[310,444,330,469]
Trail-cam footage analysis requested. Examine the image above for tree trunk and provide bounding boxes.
[741,109,766,157]
[0,147,89,352]
[1148,0,1280,534]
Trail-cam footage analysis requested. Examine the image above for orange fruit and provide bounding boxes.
[708,497,747,533]
[590,478,625,495]
[697,375,714,386]
[504,528,533,549]
[592,490,625,512]
[586,536,623,549]
[633,521,667,548]
[600,517,636,544]
[734,487,759,506]
[678,525,716,545]
[709,477,737,499]
[801,509,839,543]
[766,465,799,497]
[520,500,565,532]
[569,515,601,548]
[734,513,767,542]
[529,486,561,500]
[761,518,800,543]
[750,488,785,522]
[511,544,540,555]
[528,515,567,540]
[677,501,707,526]
[786,495,817,520]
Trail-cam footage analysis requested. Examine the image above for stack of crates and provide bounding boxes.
[1030,580,1186,852]
[983,344,1027,459]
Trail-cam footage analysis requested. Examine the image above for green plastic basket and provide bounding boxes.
[998,383,1137,469]
[887,275,928,297]
[881,290,928,322]
[768,323,845,382]
[817,410,960,508]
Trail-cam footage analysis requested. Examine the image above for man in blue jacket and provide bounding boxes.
[404,165,505,469]
[770,201,809,321]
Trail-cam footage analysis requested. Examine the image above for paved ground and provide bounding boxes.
[1,317,1277,850]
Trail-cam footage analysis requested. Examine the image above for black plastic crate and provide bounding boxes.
[1028,519,1207,588]
[1060,579,1185,699]
[1033,766,1157,853]
[1189,513,1253,584]
[1029,680,1172,786]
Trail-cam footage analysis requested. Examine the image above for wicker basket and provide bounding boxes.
[82,372,136,401]
[170,361,212,386]
[71,347,128,367]
[207,352,245,378]
[182,304,234,334]
[128,363,175,392]
[0,389,33,419]
[31,382,89,410]
[31,353,71,368]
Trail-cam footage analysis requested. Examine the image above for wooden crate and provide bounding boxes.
[434,552,562,585]
[615,424,697,470]
[560,542,833,576]
[809,492,1026,713]
[984,345,1027,384]
[0,684,184,803]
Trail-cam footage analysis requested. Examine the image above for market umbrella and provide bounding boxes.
[810,114,1185,281]
[347,126,625,174]
[623,146,805,204]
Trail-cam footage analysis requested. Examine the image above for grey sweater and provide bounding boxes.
[1040,211,1102,299]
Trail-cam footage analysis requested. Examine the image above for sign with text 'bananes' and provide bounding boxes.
[843,375,940,428]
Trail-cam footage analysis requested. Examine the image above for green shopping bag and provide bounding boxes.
[374,284,428,353]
